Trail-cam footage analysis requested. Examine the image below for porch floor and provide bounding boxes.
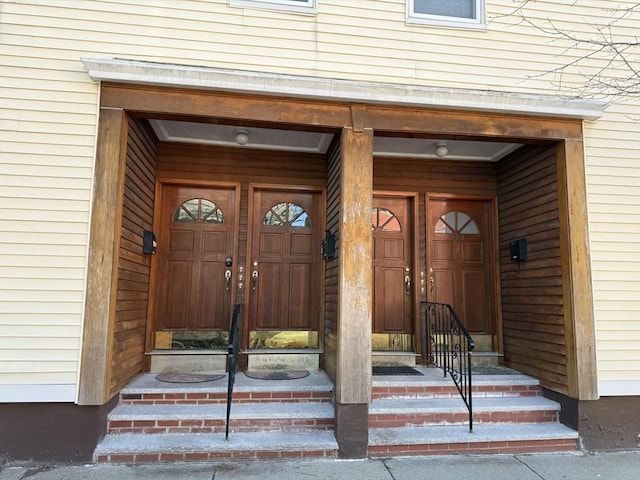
[122,370,333,395]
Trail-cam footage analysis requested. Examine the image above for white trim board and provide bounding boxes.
[0,384,77,403]
[81,58,607,120]
[598,380,640,397]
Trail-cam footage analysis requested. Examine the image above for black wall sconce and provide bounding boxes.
[321,230,336,260]
[510,238,527,263]
[143,230,157,255]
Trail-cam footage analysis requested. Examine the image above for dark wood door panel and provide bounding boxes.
[163,261,192,329]
[249,188,321,335]
[155,185,236,332]
[372,195,413,335]
[254,262,283,329]
[428,198,492,334]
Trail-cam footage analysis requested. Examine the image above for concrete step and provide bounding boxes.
[372,368,540,400]
[94,431,338,463]
[120,372,334,405]
[108,402,334,434]
[369,396,560,427]
[368,422,579,456]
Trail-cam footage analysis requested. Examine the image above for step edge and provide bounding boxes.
[368,423,579,446]
[94,431,339,454]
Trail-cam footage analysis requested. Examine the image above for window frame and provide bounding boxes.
[407,0,486,29]
[228,0,317,15]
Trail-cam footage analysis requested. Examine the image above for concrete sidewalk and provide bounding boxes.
[1,451,638,480]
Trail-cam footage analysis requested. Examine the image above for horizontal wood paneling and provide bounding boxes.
[109,118,157,397]
[498,145,568,393]
[323,141,340,382]
[156,143,327,186]
[374,157,497,196]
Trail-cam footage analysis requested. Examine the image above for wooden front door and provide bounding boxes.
[155,185,236,331]
[248,188,322,339]
[428,198,492,334]
[372,195,414,335]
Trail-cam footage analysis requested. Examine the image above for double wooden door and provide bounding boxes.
[154,184,321,345]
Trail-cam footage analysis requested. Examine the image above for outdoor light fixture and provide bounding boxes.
[435,142,448,158]
[235,129,249,145]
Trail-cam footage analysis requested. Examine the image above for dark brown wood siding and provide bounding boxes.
[323,141,340,381]
[110,117,158,396]
[497,144,568,394]
[156,143,327,186]
[374,157,497,196]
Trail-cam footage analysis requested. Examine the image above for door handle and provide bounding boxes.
[225,269,232,291]
[251,270,258,290]
[404,267,411,295]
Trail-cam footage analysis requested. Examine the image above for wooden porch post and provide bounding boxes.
[78,108,128,405]
[334,126,373,458]
[557,140,598,400]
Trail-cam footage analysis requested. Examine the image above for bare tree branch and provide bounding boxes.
[491,1,640,99]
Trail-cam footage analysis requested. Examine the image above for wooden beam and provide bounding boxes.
[367,106,584,141]
[336,127,373,404]
[78,108,128,405]
[557,139,598,400]
[100,83,583,142]
[100,83,352,129]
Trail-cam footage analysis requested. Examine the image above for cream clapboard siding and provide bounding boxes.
[0,0,99,399]
[0,0,638,401]
[583,99,640,396]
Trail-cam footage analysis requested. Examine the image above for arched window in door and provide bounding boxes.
[263,202,310,227]
[173,198,224,224]
[371,207,401,232]
[434,211,478,234]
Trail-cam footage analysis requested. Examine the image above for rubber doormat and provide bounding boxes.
[155,373,225,383]
[244,370,310,380]
[373,366,424,376]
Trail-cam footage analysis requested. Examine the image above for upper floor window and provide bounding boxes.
[228,0,316,14]
[407,0,485,28]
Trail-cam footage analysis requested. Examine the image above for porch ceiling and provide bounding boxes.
[150,119,522,162]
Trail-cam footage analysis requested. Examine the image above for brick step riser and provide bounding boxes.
[120,392,333,405]
[368,409,558,428]
[108,418,334,434]
[95,449,337,463]
[368,438,578,457]
[372,385,540,400]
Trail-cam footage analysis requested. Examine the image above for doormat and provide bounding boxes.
[155,373,225,383]
[244,370,310,380]
[373,366,424,376]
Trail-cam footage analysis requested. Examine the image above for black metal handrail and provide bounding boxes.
[225,303,241,440]
[425,301,475,432]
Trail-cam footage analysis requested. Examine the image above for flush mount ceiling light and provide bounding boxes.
[435,142,448,158]
[235,129,249,145]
